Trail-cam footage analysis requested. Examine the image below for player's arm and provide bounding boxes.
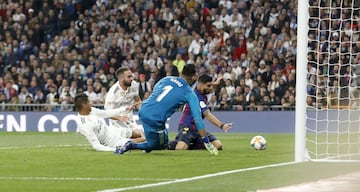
[133,95,142,109]
[104,86,117,110]
[91,107,129,120]
[212,74,224,88]
[203,110,232,132]
[186,92,205,132]
[186,92,218,155]
[78,124,115,152]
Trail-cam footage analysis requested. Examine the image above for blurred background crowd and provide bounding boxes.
[0,0,299,112]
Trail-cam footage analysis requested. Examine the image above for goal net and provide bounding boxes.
[304,0,360,161]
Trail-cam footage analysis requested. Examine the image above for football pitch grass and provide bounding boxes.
[1,132,360,192]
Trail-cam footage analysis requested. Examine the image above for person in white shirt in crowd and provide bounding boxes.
[105,67,145,141]
[83,84,99,104]
[18,86,33,104]
[162,7,173,22]
[219,8,231,24]
[75,93,140,152]
[174,20,183,36]
[60,94,74,112]
[147,51,164,70]
[188,33,203,55]
[46,85,59,111]
[231,60,242,78]
[70,60,86,76]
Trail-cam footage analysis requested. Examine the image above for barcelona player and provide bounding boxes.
[169,74,232,150]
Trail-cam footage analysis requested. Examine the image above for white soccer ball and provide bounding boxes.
[250,135,267,150]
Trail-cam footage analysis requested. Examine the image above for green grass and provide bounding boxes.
[0,132,359,192]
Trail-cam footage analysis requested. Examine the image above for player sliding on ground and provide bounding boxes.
[114,64,219,155]
[168,74,232,150]
[74,93,145,152]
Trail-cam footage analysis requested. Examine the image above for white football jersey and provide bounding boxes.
[77,107,129,152]
[105,81,139,127]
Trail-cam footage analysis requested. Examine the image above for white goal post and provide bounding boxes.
[296,0,360,162]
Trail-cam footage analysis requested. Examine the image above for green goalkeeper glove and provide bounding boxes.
[202,137,218,156]
[204,142,218,156]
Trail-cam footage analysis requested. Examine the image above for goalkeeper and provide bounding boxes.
[168,74,232,151]
[115,64,219,155]
[74,93,144,152]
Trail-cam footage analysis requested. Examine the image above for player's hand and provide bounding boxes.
[126,102,141,111]
[204,142,218,156]
[115,115,129,122]
[213,74,224,86]
[221,123,232,132]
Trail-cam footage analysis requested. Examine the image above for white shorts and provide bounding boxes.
[110,120,143,138]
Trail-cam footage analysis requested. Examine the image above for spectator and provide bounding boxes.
[18,86,33,104]
[23,95,34,111]
[137,73,152,100]
[83,84,98,104]
[172,53,186,74]
[46,85,59,111]
[0,0,303,112]
[60,93,73,111]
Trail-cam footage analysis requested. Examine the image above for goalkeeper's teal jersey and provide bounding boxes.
[139,76,204,130]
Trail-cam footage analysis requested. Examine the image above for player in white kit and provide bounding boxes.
[105,67,145,142]
[75,93,133,152]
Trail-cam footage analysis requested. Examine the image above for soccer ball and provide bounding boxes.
[250,135,267,150]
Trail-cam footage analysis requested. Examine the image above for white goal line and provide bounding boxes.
[98,161,297,192]
[0,144,89,150]
[0,176,175,181]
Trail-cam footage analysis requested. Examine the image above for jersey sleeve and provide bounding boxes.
[104,85,116,109]
[78,123,115,152]
[185,91,205,130]
[91,107,127,118]
[199,95,209,114]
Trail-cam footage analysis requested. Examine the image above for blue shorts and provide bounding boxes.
[134,119,169,151]
[173,125,218,148]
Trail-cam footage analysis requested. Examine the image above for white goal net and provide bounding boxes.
[305,0,360,161]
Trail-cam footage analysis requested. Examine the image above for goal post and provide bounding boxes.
[295,0,308,162]
[296,0,360,162]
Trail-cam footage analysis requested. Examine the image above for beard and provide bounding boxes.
[122,80,132,87]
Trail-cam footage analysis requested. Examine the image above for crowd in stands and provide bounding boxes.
[307,0,360,109]
[0,0,299,112]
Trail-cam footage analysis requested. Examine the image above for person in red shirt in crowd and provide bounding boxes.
[282,58,295,80]
[233,28,247,60]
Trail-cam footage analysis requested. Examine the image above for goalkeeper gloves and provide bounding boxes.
[202,137,218,156]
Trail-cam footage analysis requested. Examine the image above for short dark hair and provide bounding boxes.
[74,93,88,111]
[198,74,212,84]
[115,67,130,77]
[181,64,197,77]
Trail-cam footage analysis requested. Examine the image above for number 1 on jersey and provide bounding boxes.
[156,85,173,102]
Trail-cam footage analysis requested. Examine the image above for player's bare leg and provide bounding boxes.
[131,129,145,143]
[175,141,189,150]
[211,140,223,150]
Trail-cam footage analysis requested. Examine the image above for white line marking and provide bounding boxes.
[256,171,360,192]
[0,144,89,150]
[98,161,297,192]
[0,177,175,181]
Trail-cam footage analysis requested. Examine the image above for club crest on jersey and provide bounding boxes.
[182,127,189,134]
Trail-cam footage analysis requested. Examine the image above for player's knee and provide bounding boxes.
[212,140,223,150]
[175,141,189,150]
[132,129,144,139]
[131,130,141,138]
